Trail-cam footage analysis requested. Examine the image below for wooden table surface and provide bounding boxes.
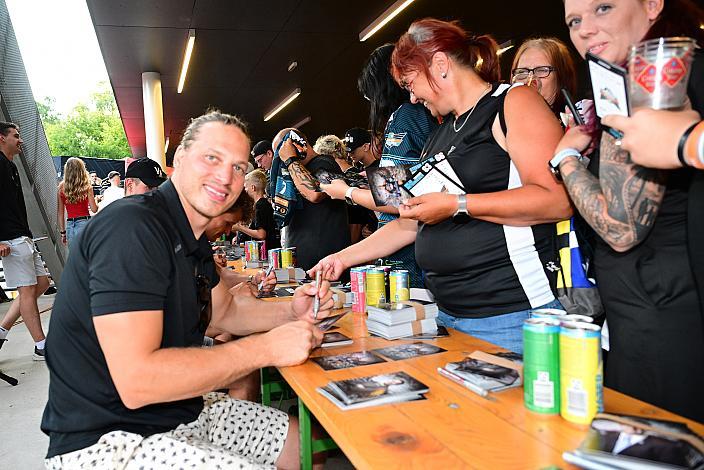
[229,259,704,469]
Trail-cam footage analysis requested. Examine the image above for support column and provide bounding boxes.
[141,72,166,167]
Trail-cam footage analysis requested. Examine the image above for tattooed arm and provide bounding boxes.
[558,129,666,252]
[287,161,327,203]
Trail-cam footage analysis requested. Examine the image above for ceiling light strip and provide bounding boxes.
[359,0,415,42]
[292,116,311,129]
[177,29,196,94]
[497,40,514,56]
[264,88,301,122]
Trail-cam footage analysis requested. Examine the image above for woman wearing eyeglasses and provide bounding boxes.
[511,37,578,115]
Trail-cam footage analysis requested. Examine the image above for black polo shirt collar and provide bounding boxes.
[156,179,211,259]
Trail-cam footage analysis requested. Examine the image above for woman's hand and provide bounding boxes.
[602,109,701,169]
[308,253,348,282]
[398,192,457,224]
[554,125,593,155]
[319,179,349,200]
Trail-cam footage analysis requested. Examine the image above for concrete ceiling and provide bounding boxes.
[86,0,574,163]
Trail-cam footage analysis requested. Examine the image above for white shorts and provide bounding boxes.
[45,392,289,469]
[0,236,47,288]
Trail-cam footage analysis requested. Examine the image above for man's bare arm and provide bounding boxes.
[287,161,326,203]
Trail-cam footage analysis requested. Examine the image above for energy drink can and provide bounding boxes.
[560,321,603,425]
[281,248,294,268]
[268,249,281,269]
[365,268,386,306]
[379,265,393,302]
[245,241,259,262]
[350,267,367,313]
[288,247,297,267]
[257,241,266,262]
[523,318,561,414]
[530,308,567,321]
[389,270,410,302]
[562,314,594,324]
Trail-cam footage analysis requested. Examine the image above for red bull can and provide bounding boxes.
[245,241,259,262]
[257,240,266,261]
[389,270,409,302]
[523,318,561,414]
[560,321,603,425]
[365,268,386,306]
[350,267,367,313]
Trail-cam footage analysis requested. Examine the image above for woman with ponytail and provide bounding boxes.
[311,19,571,353]
[57,157,98,247]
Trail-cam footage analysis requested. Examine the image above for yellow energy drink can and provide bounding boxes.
[365,268,386,306]
[559,321,603,425]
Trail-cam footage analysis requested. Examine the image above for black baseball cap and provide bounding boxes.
[343,128,371,153]
[125,158,167,187]
[251,140,272,157]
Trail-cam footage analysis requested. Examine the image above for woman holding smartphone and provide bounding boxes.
[553,0,704,421]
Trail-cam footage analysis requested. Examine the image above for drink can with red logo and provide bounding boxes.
[257,240,266,261]
[350,267,367,313]
[268,249,281,269]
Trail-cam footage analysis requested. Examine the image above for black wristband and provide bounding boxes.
[60,230,66,234]
[678,122,699,167]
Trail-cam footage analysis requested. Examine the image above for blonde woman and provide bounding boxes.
[57,157,98,246]
[314,134,352,172]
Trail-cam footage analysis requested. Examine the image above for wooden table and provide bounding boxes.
[228,259,704,468]
[278,311,704,469]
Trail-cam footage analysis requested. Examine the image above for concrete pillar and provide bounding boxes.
[141,72,166,167]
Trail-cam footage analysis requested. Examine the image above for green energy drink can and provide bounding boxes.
[560,321,603,425]
[523,318,561,414]
[365,268,386,306]
[389,270,410,302]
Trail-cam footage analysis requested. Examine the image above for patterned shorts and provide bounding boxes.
[45,393,289,469]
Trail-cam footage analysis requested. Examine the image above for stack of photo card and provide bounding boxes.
[317,371,429,410]
[440,350,523,394]
[312,350,386,370]
[407,325,450,340]
[372,342,446,361]
[563,413,704,470]
[367,301,439,340]
[320,332,353,348]
[257,287,297,299]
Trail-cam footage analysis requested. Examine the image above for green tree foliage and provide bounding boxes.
[38,82,130,159]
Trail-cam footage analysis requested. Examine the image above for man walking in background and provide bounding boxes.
[0,121,49,360]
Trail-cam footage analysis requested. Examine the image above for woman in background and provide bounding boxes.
[57,157,97,247]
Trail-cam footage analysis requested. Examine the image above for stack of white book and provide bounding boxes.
[366,301,439,340]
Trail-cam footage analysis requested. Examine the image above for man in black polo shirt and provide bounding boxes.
[41,111,334,468]
[0,121,49,360]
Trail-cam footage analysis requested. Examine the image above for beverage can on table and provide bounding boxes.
[523,318,561,414]
[257,240,266,261]
[268,249,281,269]
[365,268,386,306]
[379,265,393,303]
[560,321,603,425]
[562,314,594,324]
[281,247,295,268]
[530,308,567,321]
[389,270,410,302]
[350,267,367,313]
[245,241,259,262]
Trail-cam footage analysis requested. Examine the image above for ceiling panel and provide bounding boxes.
[86,0,578,159]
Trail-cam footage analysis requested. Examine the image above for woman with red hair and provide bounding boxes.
[312,19,572,353]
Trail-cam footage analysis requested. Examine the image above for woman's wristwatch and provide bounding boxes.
[452,195,471,223]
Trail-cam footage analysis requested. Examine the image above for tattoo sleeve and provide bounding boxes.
[287,161,323,201]
[561,133,666,251]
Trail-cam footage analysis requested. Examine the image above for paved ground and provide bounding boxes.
[0,294,352,469]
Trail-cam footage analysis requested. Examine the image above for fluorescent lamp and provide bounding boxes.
[292,116,311,128]
[177,29,195,94]
[359,0,415,42]
[497,40,514,56]
[164,136,170,154]
[264,88,301,122]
